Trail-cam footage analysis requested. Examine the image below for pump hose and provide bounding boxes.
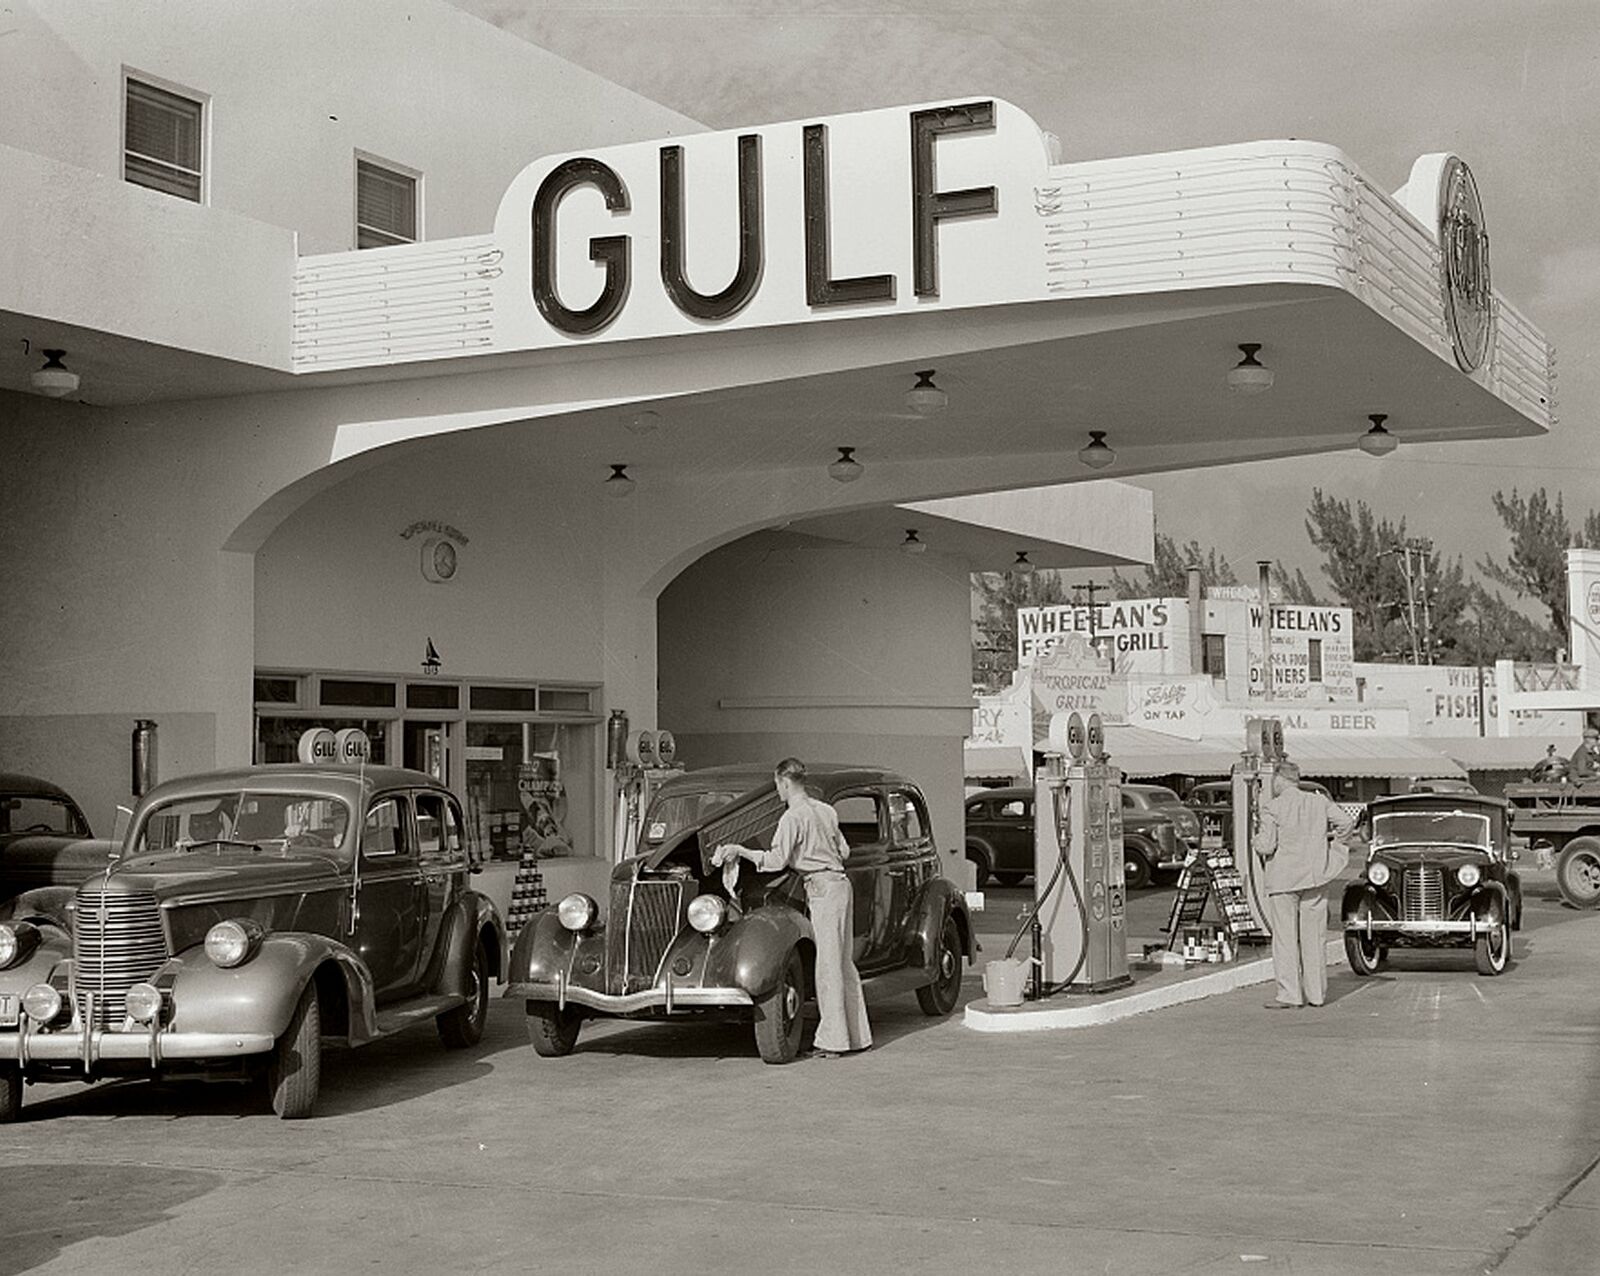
[1001,782,1092,993]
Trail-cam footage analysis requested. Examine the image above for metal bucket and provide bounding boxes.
[982,957,1033,1007]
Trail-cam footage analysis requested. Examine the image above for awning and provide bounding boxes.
[1284,734,1466,780]
[1037,726,1240,779]
[963,744,1032,781]
[1439,735,1570,773]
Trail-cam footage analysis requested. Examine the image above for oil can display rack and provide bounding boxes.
[1162,848,1269,948]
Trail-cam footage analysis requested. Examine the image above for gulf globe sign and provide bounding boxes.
[297,727,372,765]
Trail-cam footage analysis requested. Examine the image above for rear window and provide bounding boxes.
[1140,787,1181,804]
[0,794,87,837]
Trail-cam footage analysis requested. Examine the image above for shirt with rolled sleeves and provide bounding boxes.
[1256,787,1355,894]
[745,796,850,875]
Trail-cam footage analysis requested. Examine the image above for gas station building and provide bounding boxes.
[0,0,1555,908]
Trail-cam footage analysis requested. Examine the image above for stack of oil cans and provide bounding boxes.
[1179,924,1237,965]
[506,847,549,938]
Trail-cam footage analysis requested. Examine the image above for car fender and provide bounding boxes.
[903,876,975,970]
[506,909,587,988]
[702,905,813,1002]
[964,839,995,875]
[163,932,379,1046]
[0,924,71,1000]
[1341,881,1395,925]
[1465,880,1509,927]
[0,886,78,931]
[421,890,507,997]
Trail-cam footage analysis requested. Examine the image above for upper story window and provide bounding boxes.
[356,156,419,248]
[124,75,205,202]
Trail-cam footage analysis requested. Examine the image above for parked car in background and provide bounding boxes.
[507,764,973,1064]
[1185,777,1338,850]
[1409,777,1478,796]
[0,772,116,911]
[1342,792,1521,977]
[964,784,1187,890]
[0,763,506,1121]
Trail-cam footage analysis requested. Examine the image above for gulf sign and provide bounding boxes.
[297,728,372,765]
[491,99,1055,348]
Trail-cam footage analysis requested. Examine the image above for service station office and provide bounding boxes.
[0,16,1554,908]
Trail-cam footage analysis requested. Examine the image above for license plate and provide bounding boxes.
[0,993,15,1027]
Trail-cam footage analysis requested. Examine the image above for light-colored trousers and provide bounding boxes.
[1267,888,1329,1006]
[805,871,872,1052]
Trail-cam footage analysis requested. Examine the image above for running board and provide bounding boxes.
[373,994,463,1036]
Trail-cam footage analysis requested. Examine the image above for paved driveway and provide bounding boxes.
[1,878,1596,1274]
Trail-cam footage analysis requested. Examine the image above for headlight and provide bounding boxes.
[1457,863,1482,888]
[0,921,39,971]
[205,919,257,968]
[557,893,598,932]
[686,894,727,934]
[1367,861,1391,887]
[0,925,16,969]
[21,983,63,1024]
[124,982,164,1024]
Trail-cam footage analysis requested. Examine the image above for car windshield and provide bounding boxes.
[1371,809,1491,851]
[135,791,351,856]
[1140,787,1181,804]
[643,789,747,844]
[0,794,87,837]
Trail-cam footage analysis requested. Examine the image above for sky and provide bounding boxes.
[452,0,1598,598]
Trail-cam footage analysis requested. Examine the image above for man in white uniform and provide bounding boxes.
[713,758,872,1058]
[1256,761,1355,1009]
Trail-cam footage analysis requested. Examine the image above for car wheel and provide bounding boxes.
[0,1068,19,1124]
[1345,931,1384,977]
[526,1003,583,1058]
[966,849,991,888]
[1555,838,1600,909]
[1475,915,1511,976]
[1123,850,1153,890]
[916,916,964,1018]
[993,871,1027,888]
[437,937,490,1049]
[267,984,321,1120]
[754,949,805,1064]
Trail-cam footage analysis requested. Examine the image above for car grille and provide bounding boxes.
[73,890,168,1028]
[608,878,684,994]
[1401,867,1445,922]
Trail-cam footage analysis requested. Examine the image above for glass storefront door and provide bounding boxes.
[465,721,595,865]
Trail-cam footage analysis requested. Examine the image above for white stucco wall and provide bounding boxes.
[0,0,698,256]
[657,531,975,886]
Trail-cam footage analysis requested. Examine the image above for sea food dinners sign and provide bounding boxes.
[491,99,1054,345]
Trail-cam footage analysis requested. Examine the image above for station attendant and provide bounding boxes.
[1569,727,1600,783]
[713,758,872,1058]
[1255,761,1355,1009]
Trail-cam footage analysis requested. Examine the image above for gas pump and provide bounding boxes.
[1231,717,1285,934]
[1033,712,1132,993]
[612,728,686,862]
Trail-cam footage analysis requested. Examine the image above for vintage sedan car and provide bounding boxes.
[1342,793,1522,977]
[0,764,505,1121]
[1185,777,1337,850]
[964,784,1184,889]
[506,765,974,1064]
[0,772,117,909]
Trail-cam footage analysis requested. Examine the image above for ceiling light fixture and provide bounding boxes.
[900,529,927,556]
[625,409,661,435]
[1013,550,1035,574]
[31,349,79,398]
[1078,430,1115,469]
[905,369,948,416]
[1227,343,1274,395]
[1358,413,1398,457]
[604,463,636,497]
[828,446,863,483]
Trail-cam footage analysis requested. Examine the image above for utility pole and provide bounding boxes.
[1073,580,1107,666]
[1415,538,1435,665]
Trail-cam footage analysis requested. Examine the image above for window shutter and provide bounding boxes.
[124,79,203,202]
[357,160,418,248]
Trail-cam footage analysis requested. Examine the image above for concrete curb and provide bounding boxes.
[963,938,1347,1033]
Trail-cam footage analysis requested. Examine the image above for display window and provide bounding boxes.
[252,671,601,862]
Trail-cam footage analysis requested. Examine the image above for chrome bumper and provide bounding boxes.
[506,972,753,1014]
[0,1020,275,1068]
[1345,917,1491,937]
